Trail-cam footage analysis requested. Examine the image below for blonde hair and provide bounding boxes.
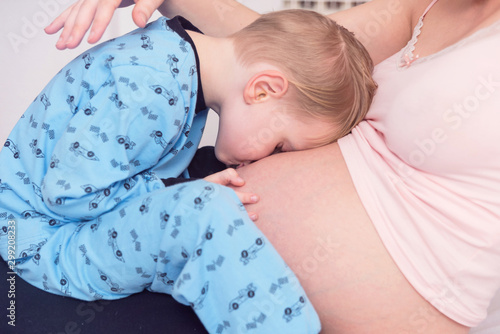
[231,9,377,142]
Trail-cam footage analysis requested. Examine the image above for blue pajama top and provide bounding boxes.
[0,16,322,334]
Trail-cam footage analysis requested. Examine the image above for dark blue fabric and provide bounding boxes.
[0,258,206,333]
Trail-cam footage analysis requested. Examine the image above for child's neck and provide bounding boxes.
[186,31,246,114]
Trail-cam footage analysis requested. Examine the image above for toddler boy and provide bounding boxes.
[0,10,376,333]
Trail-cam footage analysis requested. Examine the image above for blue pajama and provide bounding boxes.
[0,16,321,333]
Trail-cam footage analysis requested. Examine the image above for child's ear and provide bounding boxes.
[243,70,289,104]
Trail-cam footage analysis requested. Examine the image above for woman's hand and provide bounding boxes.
[204,168,259,221]
[44,0,164,50]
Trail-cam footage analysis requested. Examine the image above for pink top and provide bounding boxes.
[338,0,500,327]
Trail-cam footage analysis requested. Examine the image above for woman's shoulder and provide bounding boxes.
[330,0,430,65]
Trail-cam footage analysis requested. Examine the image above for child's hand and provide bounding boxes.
[45,0,164,50]
[204,168,259,221]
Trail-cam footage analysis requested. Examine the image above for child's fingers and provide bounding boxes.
[247,211,259,221]
[204,168,244,186]
[224,168,245,186]
[233,191,259,205]
[233,191,259,221]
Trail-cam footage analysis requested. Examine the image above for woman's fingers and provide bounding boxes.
[132,0,165,27]
[44,3,75,34]
[86,0,123,44]
[65,0,100,48]
[45,0,165,49]
[52,0,84,49]
[45,0,126,49]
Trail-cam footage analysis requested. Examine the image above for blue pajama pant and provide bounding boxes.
[11,178,320,333]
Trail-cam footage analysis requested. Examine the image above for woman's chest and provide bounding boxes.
[367,32,500,175]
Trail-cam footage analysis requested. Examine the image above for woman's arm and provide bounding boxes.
[45,0,259,49]
[158,0,423,62]
[46,0,420,62]
[157,0,259,37]
[159,0,430,63]
[45,0,165,49]
[329,0,422,64]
